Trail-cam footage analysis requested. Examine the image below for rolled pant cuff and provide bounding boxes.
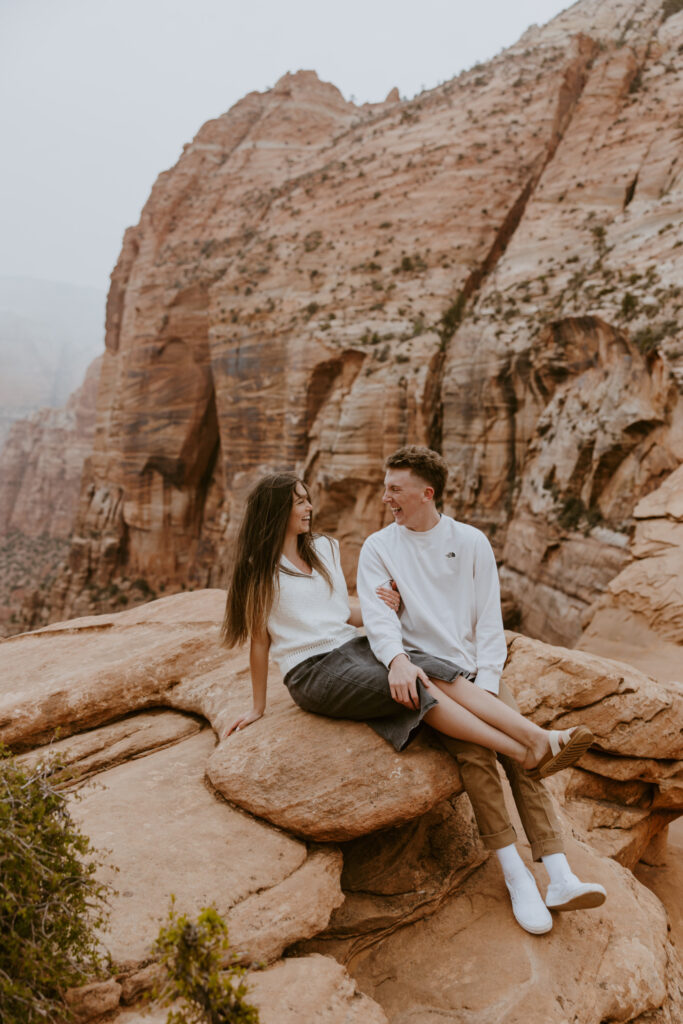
[531,836,565,862]
[480,825,518,851]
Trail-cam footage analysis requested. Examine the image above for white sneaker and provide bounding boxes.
[545,879,607,911]
[505,867,553,934]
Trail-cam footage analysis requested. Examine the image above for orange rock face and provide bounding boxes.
[578,462,683,680]
[3,590,682,1023]
[14,0,683,644]
[0,356,101,540]
[0,357,101,635]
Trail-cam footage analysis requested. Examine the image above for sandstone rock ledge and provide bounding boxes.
[2,589,682,1023]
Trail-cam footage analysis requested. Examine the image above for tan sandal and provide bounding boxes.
[527,725,594,780]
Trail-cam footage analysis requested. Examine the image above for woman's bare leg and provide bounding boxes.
[422,679,529,762]
[426,676,551,766]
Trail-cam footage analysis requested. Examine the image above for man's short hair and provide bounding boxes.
[384,445,448,503]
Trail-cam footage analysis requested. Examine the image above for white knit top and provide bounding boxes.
[267,535,358,676]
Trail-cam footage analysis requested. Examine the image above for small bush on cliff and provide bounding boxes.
[0,745,111,1024]
[621,291,638,319]
[633,320,679,354]
[152,900,259,1024]
[662,0,683,21]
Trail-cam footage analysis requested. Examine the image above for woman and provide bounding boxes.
[221,473,592,776]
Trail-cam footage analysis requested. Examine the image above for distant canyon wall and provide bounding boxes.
[0,277,105,448]
[0,357,101,541]
[0,357,101,636]
[16,0,683,646]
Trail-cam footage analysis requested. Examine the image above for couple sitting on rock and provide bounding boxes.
[221,445,606,935]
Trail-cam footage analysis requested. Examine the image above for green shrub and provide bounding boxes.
[633,320,679,354]
[132,577,156,598]
[662,0,683,21]
[557,496,602,533]
[0,746,111,1023]
[153,901,259,1024]
[439,292,467,342]
[303,231,322,253]
[621,291,638,319]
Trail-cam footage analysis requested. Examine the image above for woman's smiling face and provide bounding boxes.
[286,481,313,536]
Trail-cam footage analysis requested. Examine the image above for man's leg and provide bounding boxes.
[436,727,552,933]
[436,729,518,852]
[493,681,564,861]
[493,681,606,911]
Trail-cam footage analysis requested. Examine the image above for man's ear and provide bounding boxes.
[423,485,435,502]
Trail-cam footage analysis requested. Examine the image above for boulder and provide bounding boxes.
[207,712,462,843]
[503,631,683,865]
[505,633,683,761]
[69,727,343,966]
[298,792,486,961]
[18,708,202,784]
[113,954,390,1024]
[0,590,465,840]
[246,954,390,1024]
[3,586,683,1022]
[0,591,228,750]
[64,979,122,1022]
[580,463,683,681]
[346,839,682,1024]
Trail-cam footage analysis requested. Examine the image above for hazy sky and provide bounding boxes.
[1,0,571,294]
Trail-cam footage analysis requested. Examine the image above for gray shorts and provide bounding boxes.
[283,636,474,751]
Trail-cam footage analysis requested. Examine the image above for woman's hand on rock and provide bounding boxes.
[225,709,263,738]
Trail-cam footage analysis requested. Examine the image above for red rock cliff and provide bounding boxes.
[27,0,683,641]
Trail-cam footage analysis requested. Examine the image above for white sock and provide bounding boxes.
[495,844,528,885]
[542,852,578,886]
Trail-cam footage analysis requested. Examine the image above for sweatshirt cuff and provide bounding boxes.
[377,642,407,670]
[474,668,501,695]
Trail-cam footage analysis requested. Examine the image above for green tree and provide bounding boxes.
[0,745,110,1023]
[153,901,259,1024]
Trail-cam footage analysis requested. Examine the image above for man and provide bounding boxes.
[357,445,606,934]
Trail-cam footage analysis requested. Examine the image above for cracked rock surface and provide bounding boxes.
[2,586,681,1022]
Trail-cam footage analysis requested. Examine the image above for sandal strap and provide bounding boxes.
[548,729,573,757]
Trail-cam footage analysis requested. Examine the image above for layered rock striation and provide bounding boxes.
[0,357,101,635]
[18,0,682,642]
[579,460,683,681]
[0,356,101,541]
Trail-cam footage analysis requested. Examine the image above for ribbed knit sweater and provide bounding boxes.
[267,535,358,675]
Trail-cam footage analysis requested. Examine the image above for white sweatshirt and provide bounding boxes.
[267,535,358,675]
[357,515,507,694]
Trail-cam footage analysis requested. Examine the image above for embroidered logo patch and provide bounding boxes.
[445,551,456,558]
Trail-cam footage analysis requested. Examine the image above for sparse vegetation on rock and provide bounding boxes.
[153,901,259,1024]
[662,0,683,21]
[0,746,111,1024]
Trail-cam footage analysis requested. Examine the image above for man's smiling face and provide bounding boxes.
[382,468,433,529]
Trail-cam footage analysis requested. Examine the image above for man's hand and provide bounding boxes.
[388,654,430,709]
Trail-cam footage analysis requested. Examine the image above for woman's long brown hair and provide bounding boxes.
[221,472,333,647]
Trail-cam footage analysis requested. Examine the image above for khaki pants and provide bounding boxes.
[437,680,564,861]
